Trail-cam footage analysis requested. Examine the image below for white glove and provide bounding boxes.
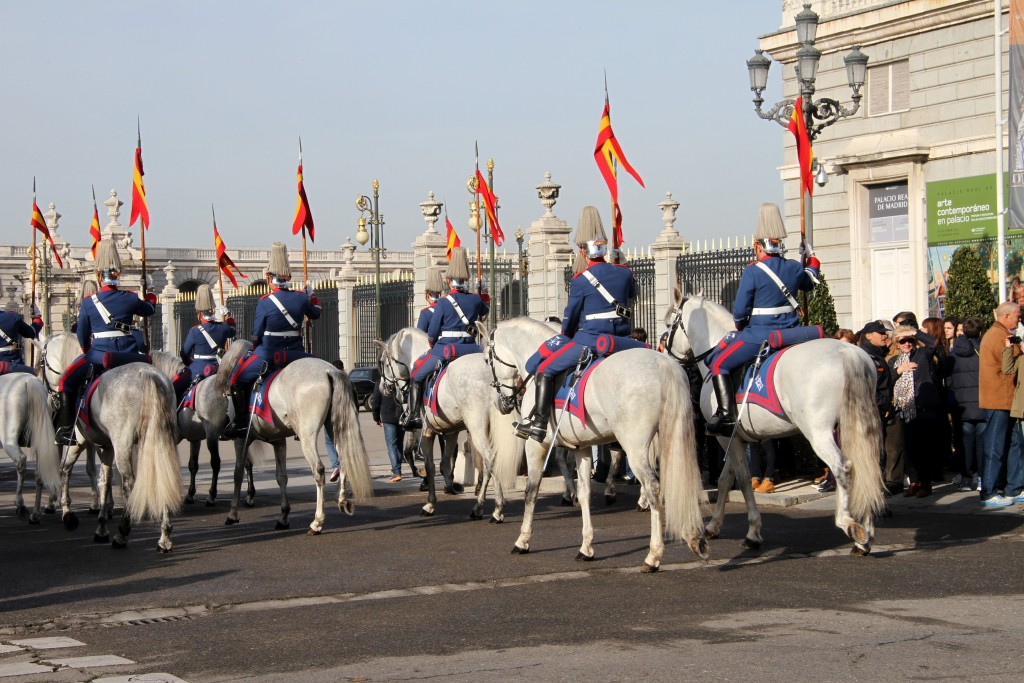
[474,279,489,295]
[304,281,314,297]
[31,303,41,318]
[799,240,814,258]
[215,305,230,321]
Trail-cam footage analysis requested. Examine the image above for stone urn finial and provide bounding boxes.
[658,192,681,236]
[419,191,443,235]
[536,172,560,218]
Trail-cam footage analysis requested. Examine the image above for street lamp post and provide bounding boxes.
[355,179,386,340]
[746,2,868,248]
[514,227,525,316]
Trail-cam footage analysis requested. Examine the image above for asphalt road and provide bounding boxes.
[2,413,1024,682]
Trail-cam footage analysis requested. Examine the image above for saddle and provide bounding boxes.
[551,357,605,423]
[250,369,283,422]
[423,362,450,417]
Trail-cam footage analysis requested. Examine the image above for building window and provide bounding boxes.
[868,60,910,116]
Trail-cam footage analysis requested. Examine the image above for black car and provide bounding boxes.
[348,366,381,412]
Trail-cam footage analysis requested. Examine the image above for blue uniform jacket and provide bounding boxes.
[732,254,819,333]
[181,320,236,375]
[426,290,488,347]
[0,311,41,362]
[416,303,436,333]
[76,286,155,354]
[252,288,319,352]
[563,260,636,346]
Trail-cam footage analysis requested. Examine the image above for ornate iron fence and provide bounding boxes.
[352,278,415,367]
[148,304,163,352]
[307,284,339,363]
[675,247,754,309]
[471,257,527,320]
[559,257,656,338]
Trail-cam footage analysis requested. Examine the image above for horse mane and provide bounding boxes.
[388,327,428,366]
[150,351,185,377]
[215,339,253,394]
[55,332,82,371]
[692,295,735,334]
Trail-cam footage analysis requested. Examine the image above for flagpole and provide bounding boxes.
[137,121,151,350]
[487,157,496,327]
[298,138,311,352]
[213,205,225,307]
[30,179,38,366]
[474,142,482,289]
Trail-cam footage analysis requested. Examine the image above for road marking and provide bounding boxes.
[42,654,134,667]
[8,636,84,649]
[93,675,188,683]
[0,662,55,677]
[0,647,19,655]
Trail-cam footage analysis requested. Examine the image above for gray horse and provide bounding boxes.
[217,341,373,533]
[0,373,61,524]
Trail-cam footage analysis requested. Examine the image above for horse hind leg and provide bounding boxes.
[512,441,548,554]
[574,449,596,561]
[185,440,200,504]
[111,449,134,549]
[206,435,221,506]
[273,441,291,530]
[86,447,100,514]
[225,439,247,525]
[807,432,870,553]
[93,453,113,543]
[157,510,174,553]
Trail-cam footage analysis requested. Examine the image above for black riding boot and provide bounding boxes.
[54,390,79,446]
[401,381,424,430]
[514,374,555,442]
[705,374,737,436]
[220,385,252,440]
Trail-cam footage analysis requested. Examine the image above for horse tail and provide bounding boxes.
[659,364,707,545]
[839,350,886,522]
[127,371,182,523]
[24,380,61,495]
[488,401,524,492]
[329,370,373,500]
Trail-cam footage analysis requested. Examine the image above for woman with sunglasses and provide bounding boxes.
[889,324,945,498]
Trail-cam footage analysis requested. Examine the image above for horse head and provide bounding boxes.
[375,337,399,398]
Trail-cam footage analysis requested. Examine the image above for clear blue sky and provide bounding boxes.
[0,1,792,255]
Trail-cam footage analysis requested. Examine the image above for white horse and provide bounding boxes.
[37,333,102,515]
[150,350,256,507]
[0,373,61,524]
[378,327,523,521]
[663,289,886,554]
[481,317,708,571]
[56,361,182,552]
[217,340,373,533]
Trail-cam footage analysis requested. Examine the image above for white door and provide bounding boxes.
[871,246,914,321]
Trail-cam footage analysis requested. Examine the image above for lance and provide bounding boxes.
[30,178,38,367]
[137,119,151,348]
[474,141,482,289]
[213,205,225,307]
[299,136,312,353]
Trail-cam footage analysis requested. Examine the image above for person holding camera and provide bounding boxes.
[978,301,1024,507]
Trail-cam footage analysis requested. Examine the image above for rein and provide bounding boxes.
[378,346,410,399]
[486,328,526,413]
[665,307,715,370]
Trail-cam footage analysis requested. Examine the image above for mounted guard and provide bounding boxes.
[0,300,43,377]
[514,206,640,442]
[416,266,445,332]
[221,242,320,439]
[704,202,820,435]
[55,238,157,445]
[171,283,236,406]
[401,247,489,430]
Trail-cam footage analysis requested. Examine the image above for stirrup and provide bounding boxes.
[705,413,736,436]
[513,416,547,442]
[54,426,79,447]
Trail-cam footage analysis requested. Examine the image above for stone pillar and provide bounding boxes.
[650,192,685,321]
[160,262,180,353]
[413,191,447,299]
[527,172,574,322]
[337,239,359,370]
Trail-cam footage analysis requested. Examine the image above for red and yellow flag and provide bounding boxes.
[788,97,814,196]
[214,222,246,289]
[130,145,150,229]
[594,99,645,204]
[292,163,315,242]
[445,217,462,261]
[612,203,623,251]
[89,192,101,260]
[31,199,63,268]
[474,169,504,246]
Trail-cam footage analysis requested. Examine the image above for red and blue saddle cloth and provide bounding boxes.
[730,325,825,417]
[552,357,605,422]
[76,377,103,432]
[411,343,480,383]
[178,374,214,411]
[0,360,34,376]
[250,370,283,422]
[424,365,450,416]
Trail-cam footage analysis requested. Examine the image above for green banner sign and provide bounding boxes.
[926,173,1015,245]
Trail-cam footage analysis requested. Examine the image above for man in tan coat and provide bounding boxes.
[978,301,1023,507]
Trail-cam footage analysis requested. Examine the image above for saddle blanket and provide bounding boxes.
[78,377,103,431]
[250,370,283,422]
[734,346,794,418]
[180,379,201,411]
[552,357,605,423]
[424,364,450,417]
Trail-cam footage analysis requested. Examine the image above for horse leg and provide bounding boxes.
[576,449,596,560]
[225,439,247,525]
[59,444,83,530]
[807,432,869,553]
[301,433,327,535]
[206,435,221,506]
[606,448,622,505]
[112,457,134,549]
[157,510,174,553]
[93,451,113,543]
[628,446,665,572]
[273,441,290,530]
[5,441,28,521]
[86,446,100,514]
[244,445,256,507]
[729,438,763,550]
[420,432,437,517]
[441,436,463,494]
[185,440,200,504]
[557,448,578,507]
[512,440,548,554]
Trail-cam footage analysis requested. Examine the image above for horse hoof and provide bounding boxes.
[703,528,719,541]
[641,562,659,574]
[488,516,503,525]
[274,521,289,530]
[63,513,79,531]
[469,510,483,520]
[307,528,322,536]
[158,546,172,554]
[419,509,434,517]
[43,505,56,515]
[575,552,595,562]
[851,544,871,556]
[419,482,429,492]
[111,539,127,549]
[93,534,108,544]
[184,496,195,505]
[741,538,762,551]
[511,545,529,555]
[339,500,355,516]
[560,497,574,507]
[444,485,464,495]
[28,515,41,525]
[205,500,216,508]
[604,495,616,506]
[225,517,239,526]
[15,506,28,521]
[636,504,650,512]
[88,507,100,516]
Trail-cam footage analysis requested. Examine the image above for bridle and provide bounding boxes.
[378,346,410,400]
[39,337,66,396]
[664,304,716,371]
[485,328,526,413]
